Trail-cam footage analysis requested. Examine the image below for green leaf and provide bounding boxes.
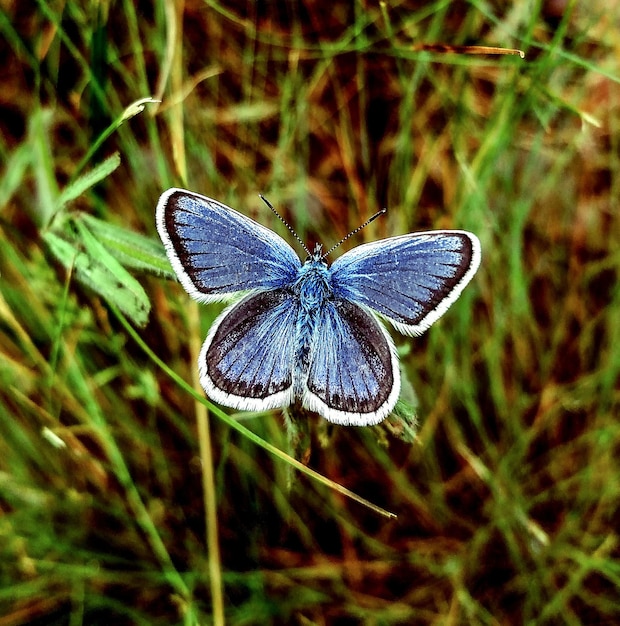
[43,220,151,327]
[79,213,175,279]
[73,218,150,326]
[54,152,121,212]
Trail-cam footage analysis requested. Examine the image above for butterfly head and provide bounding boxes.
[306,243,326,264]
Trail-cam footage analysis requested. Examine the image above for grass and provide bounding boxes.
[1,1,619,624]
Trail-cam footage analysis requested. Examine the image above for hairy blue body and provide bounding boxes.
[292,245,331,398]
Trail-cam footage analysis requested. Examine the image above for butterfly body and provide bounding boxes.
[157,188,481,426]
[291,251,330,397]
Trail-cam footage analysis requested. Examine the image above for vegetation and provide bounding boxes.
[1,2,619,624]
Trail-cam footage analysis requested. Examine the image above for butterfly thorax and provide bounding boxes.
[294,255,330,306]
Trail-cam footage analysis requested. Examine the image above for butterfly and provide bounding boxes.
[156,188,481,426]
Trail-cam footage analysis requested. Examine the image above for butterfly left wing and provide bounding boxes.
[200,288,299,411]
[303,298,399,426]
[156,188,301,303]
[329,231,481,336]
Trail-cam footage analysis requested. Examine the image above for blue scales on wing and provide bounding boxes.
[329,231,481,337]
[156,188,301,302]
[303,298,399,426]
[200,289,299,410]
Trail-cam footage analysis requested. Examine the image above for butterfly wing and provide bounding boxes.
[156,188,301,302]
[200,288,298,411]
[329,231,481,336]
[303,298,399,426]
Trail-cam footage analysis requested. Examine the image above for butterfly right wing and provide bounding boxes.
[200,288,299,411]
[156,188,301,302]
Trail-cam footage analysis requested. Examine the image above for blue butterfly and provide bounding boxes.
[156,188,481,426]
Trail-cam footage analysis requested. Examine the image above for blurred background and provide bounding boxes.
[1,1,619,624]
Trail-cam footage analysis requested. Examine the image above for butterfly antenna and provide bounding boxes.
[259,195,311,256]
[322,208,387,259]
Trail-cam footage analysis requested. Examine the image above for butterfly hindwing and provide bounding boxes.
[329,231,481,336]
[156,188,301,302]
[303,298,399,426]
[200,288,298,411]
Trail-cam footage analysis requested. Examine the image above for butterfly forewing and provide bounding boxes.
[156,188,301,302]
[329,231,481,336]
[200,289,298,410]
